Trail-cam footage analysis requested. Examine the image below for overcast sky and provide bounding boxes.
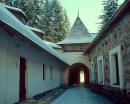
[61,0,125,33]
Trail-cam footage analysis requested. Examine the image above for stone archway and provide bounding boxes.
[68,63,90,86]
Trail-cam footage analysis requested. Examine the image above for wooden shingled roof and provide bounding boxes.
[57,16,96,45]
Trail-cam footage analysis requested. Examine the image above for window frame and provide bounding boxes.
[109,45,123,89]
[97,55,104,84]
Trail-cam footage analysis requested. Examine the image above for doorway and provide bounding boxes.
[19,57,26,101]
[80,70,85,84]
[69,63,90,86]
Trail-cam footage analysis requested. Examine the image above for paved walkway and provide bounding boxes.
[51,87,113,104]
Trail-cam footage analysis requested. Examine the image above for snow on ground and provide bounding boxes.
[51,87,113,104]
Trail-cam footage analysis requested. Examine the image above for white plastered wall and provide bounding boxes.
[0,28,19,104]
[90,61,95,82]
[62,52,90,67]
[0,28,63,104]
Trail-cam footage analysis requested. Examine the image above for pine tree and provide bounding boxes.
[14,0,43,27]
[4,0,14,5]
[51,0,68,42]
[4,0,43,27]
[63,9,70,37]
[3,0,70,43]
[38,0,54,42]
[99,0,118,27]
[39,0,70,42]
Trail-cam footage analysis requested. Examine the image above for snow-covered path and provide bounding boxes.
[51,87,113,104]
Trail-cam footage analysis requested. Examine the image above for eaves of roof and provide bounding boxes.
[0,3,70,66]
[2,3,28,20]
[26,25,45,35]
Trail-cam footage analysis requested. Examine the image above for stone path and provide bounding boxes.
[51,87,113,104]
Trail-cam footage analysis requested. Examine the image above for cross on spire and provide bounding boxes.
[78,9,79,17]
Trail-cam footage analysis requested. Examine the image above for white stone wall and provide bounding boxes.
[0,29,19,104]
[0,28,63,104]
[55,48,63,53]
[62,52,90,67]
[0,43,8,104]
[27,62,61,97]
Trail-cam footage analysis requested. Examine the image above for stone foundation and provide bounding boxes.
[89,83,130,104]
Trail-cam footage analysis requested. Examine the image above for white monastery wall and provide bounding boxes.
[62,52,90,67]
[0,28,62,104]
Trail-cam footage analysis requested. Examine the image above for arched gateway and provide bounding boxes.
[69,63,90,86]
[57,15,96,87]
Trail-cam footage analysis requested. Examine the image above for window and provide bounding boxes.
[43,64,45,80]
[79,44,83,50]
[64,44,86,52]
[113,53,120,85]
[90,62,95,82]
[50,66,53,80]
[97,55,104,84]
[109,46,123,88]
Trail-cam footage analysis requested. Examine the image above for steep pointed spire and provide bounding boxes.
[57,16,92,45]
[71,15,89,34]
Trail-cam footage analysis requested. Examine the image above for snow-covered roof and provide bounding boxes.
[1,3,27,19]
[90,33,97,40]
[26,25,44,34]
[44,41,62,49]
[58,16,95,45]
[0,3,70,65]
[26,26,61,49]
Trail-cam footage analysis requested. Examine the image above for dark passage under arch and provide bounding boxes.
[69,63,90,86]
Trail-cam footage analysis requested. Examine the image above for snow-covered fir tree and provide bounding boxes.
[38,0,54,42]
[4,0,14,5]
[3,0,70,43]
[38,0,70,42]
[14,0,42,27]
[63,9,70,37]
[51,0,66,42]
[99,0,118,28]
[4,0,43,27]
